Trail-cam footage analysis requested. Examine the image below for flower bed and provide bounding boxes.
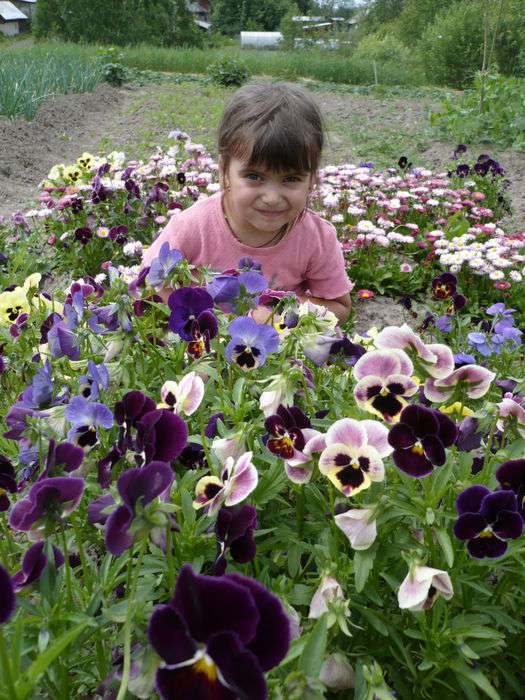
[0,135,524,699]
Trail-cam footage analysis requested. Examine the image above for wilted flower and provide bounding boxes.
[454,485,523,558]
[352,348,418,423]
[147,565,290,699]
[9,476,84,538]
[388,405,457,478]
[319,418,392,497]
[12,541,64,589]
[398,564,453,611]
[225,317,279,371]
[194,451,258,516]
[319,654,355,691]
[335,508,377,550]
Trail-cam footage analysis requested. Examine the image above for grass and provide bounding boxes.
[0,42,104,119]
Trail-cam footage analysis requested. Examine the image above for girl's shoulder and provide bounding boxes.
[300,208,338,239]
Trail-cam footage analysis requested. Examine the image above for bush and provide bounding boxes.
[353,33,413,66]
[207,56,249,87]
[493,0,525,77]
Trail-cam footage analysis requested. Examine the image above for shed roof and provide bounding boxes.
[0,1,28,20]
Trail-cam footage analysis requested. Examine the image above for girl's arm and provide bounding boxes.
[299,293,352,325]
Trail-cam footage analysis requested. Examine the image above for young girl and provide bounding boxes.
[141,82,353,323]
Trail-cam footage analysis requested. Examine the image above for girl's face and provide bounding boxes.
[222,157,314,237]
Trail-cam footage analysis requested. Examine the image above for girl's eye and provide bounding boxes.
[284,176,301,183]
[246,173,261,181]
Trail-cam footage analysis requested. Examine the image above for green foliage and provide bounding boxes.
[359,0,405,34]
[279,3,302,49]
[353,32,412,65]
[212,0,291,36]
[493,0,525,77]
[33,0,203,47]
[394,0,456,46]
[207,56,250,86]
[431,73,525,149]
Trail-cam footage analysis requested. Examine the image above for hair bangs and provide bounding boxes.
[243,121,318,174]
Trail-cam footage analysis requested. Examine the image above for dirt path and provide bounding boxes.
[1,82,523,229]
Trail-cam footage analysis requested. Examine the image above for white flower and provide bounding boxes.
[398,564,453,611]
[335,508,377,550]
[309,576,345,619]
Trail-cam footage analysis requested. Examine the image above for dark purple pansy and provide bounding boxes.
[0,564,15,624]
[455,417,482,452]
[12,541,64,590]
[214,505,258,575]
[9,476,84,535]
[168,287,217,341]
[42,439,84,477]
[328,337,366,366]
[388,404,457,478]
[136,409,188,464]
[265,405,311,460]
[103,461,174,556]
[496,460,525,518]
[454,485,523,558]
[147,564,290,700]
[115,390,156,453]
[0,454,17,511]
[205,412,225,439]
[432,272,457,300]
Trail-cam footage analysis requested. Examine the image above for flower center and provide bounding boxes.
[411,442,425,456]
[193,653,218,681]
[478,527,494,539]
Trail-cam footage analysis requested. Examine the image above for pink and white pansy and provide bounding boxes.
[424,365,496,403]
[374,324,454,380]
[158,371,204,416]
[352,349,418,423]
[496,398,525,438]
[397,564,454,611]
[319,418,393,497]
[193,451,258,516]
[283,429,326,484]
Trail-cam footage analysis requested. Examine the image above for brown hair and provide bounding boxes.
[218,81,324,177]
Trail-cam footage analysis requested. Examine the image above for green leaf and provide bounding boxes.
[435,528,454,567]
[298,614,328,679]
[180,489,196,527]
[15,622,91,699]
[451,659,500,700]
[354,548,376,593]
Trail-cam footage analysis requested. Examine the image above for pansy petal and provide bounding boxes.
[105,504,134,556]
[224,453,258,506]
[0,564,16,624]
[375,324,436,362]
[480,490,517,524]
[423,377,452,402]
[467,535,507,559]
[353,350,403,381]
[361,420,393,457]
[453,513,486,540]
[456,485,491,514]
[206,632,266,700]
[388,423,415,449]
[325,419,366,449]
[496,459,525,491]
[393,448,433,478]
[422,343,455,379]
[492,510,524,540]
[421,435,446,466]
[148,605,197,665]
[156,664,235,700]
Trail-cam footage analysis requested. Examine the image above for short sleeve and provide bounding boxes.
[305,224,353,299]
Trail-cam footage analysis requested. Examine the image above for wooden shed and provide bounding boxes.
[0,0,28,36]
[12,0,36,22]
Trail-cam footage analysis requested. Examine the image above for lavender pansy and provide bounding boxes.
[79,360,110,401]
[225,317,279,371]
[148,564,290,700]
[65,396,114,449]
[145,242,183,291]
[47,319,80,360]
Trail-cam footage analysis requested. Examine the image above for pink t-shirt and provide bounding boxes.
[142,191,352,299]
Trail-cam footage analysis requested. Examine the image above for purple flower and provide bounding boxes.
[147,564,290,700]
[0,565,15,624]
[239,257,262,272]
[19,360,54,408]
[146,242,183,291]
[168,287,217,341]
[432,272,457,299]
[115,390,156,453]
[454,352,476,368]
[496,460,525,518]
[9,476,84,536]
[47,320,80,360]
[136,409,188,464]
[388,404,457,478]
[328,337,366,366]
[103,461,174,556]
[79,361,110,401]
[265,405,311,460]
[456,164,470,178]
[435,315,452,333]
[65,396,114,449]
[214,504,258,575]
[454,486,523,558]
[452,144,467,159]
[0,455,17,511]
[225,317,279,371]
[455,417,482,452]
[12,541,64,590]
[486,302,515,317]
[205,412,225,439]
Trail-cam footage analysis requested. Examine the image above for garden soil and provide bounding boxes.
[0,83,523,331]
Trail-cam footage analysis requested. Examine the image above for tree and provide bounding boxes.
[212,0,292,34]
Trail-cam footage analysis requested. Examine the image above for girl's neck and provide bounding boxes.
[222,192,289,248]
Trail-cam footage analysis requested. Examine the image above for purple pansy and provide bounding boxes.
[432,272,456,299]
[454,485,523,558]
[168,287,217,341]
[100,461,174,556]
[0,564,15,624]
[147,564,290,700]
[65,396,114,449]
[225,317,279,371]
[9,476,84,537]
[0,455,17,511]
[12,541,64,590]
[496,460,525,518]
[214,505,258,576]
[136,409,188,464]
[265,405,311,459]
[79,361,110,401]
[146,242,183,291]
[388,404,457,478]
[435,315,452,333]
[207,270,268,305]
[42,439,84,478]
[47,319,80,360]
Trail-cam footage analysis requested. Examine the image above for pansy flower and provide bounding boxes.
[335,508,377,550]
[145,242,183,291]
[398,565,453,611]
[352,349,418,423]
[431,272,456,299]
[136,409,188,464]
[0,564,15,624]
[194,451,258,516]
[264,405,311,459]
[0,455,17,511]
[319,418,392,497]
[496,460,525,518]
[147,564,290,700]
[187,315,218,359]
[214,504,258,575]
[388,404,457,478]
[9,476,84,538]
[159,372,204,416]
[168,287,217,341]
[496,398,525,439]
[225,317,279,371]
[65,396,114,449]
[79,361,109,401]
[454,485,524,558]
[12,541,64,590]
[374,324,454,380]
[47,319,80,360]
[424,364,495,403]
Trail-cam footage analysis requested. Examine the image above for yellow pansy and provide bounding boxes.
[0,274,62,326]
[440,401,474,418]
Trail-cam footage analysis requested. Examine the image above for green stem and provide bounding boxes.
[72,514,92,597]
[116,541,146,700]
[0,627,18,700]
[296,484,305,540]
[61,530,74,607]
